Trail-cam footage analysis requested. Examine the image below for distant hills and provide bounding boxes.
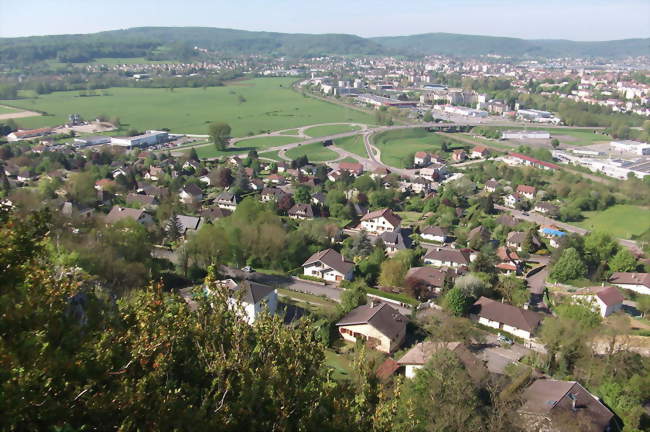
[0,27,648,63]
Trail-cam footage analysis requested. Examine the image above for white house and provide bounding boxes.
[609,272,650,295]
[504,193,522,208]
[413,151,431,167]
[179,184,203,205]
[397,341,487,381]
[470,296,543,340]
[210,279,277,325]
[423,247,470,268]
[336,302,406,353]
[420,226,450,243]
[215,191,238,211]
[302,248,354,282]
[588,286,625,317]
[359,208,401,234]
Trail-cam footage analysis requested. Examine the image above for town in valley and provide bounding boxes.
[1,3,649,431]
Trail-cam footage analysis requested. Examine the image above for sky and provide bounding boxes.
[1,0,649,41]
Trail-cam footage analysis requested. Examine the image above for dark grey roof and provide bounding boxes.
[471,296,543,332]
[303,248,354,274]
[225,279,275,305]
[337,302,406,340]
[379,228,412,250]
[521,379,614,432]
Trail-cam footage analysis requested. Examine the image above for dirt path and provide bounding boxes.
[0,105,42,120]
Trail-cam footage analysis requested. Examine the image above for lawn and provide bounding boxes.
[304,124,361,138]
[278,128,301,135]
[0,105,18,114]
[576,205,650,239]
[396,211,424,227]
[1,77,374,136]
[233,135,301,152]
[285,142,339,162]
[259,150,283,161]
[333,135,367,158]
[374,128,448,168]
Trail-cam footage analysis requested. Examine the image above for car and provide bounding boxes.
[497,333,513,345]
[241,266,254,273]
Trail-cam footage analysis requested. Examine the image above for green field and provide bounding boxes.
[278,128,301,135]
[374,129,448,168]
[333,135,367,158]
[1,78,373,135]
[576,205,650,239]
[479,126,611,147]
[304,124,361,138]
[259,150,283,161]
[285,142,339,162]
[233,135,301,151]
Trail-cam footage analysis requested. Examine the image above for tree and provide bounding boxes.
[378,257,409,288]
[212,166,233,188]
[187,147,199,162]
[293,185,311,204]
[470,248,497,273]
[423,111,434,122]
[348,230,373,259]
[608,248,638,273]
[394,350,484,431]
[340,281,368,314]
[496,274,529,306]
[521,229,539,254]
[66,171,97,207]
[166,213,183,243]
[636,295,650,319]
[551,138,560,148]
[454,273,490,299]
[549,247,587,283]
[208,122,231,151]
[443,286,472,316]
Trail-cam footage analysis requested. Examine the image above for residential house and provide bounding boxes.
[359,208,401,234]
[504,193,522,208]
[311,191,327,206]
[126,193,159,209]
[371,167,391,179]
[215,191,238,211]
[210,279,278,325]
[516,185,536,200]
[261,187,287,203]
[199,207,232,222]
[179,184,203,205]
[176,215,202,237]
[540,226,567,248]
[145,166,163,181]
[302,248,354,282]
[507,231,542,251]
[592,286,624,317]
[495,246,523,275]
[485,179,500,193]
[94,178,116,191]
[504,152,560,171]
[534,202,559,216]
[452,149,467,162]
[468,225,491,245]
[336,302,406,353]
[379,228,412,256]
[338,161,364,176]
[105,206,153,225]
[470,296,543,340]
[413,151,431,167]
[419,166,443,181]
[397,341,487,382]
[496,213,519,228]
[288,203,314,220]
[424,247,470,268]
[7,127,53,142]
[420,226,450,243]
[609,272,650,295]
[519,379,614,432]
[61,201,93,219]
[404,266,450,295]
[266,174,286,185]
[471,145,490,159]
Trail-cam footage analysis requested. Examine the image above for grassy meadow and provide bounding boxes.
[374,129,453,168]
[1,78,373,136]
[333,135,367,158]
[285,142,339,162]
[576,205,650,239]
[304,124,361,138]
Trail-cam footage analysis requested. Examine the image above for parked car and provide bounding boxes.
[241,266,254,273]
[497,333,513,345]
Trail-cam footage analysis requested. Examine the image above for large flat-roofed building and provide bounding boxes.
[110,130,169,148]
[501,130,550,140]
[358,94,418,108]
[610,140,650,156]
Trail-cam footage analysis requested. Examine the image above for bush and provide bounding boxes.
[297,274,326,283]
